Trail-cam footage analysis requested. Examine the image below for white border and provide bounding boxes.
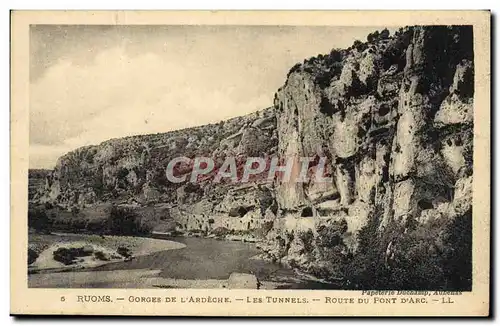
[3,2,498,325]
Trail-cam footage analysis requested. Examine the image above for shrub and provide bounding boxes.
[53,248,77,265]
[107,206,152,236]
[52,246,95,265]
[71,206,80,216]
[117,246,132,258]
[28,208,51,233]
[367,31,380,42]
[329,49,342,62]
[440,209,472,290]
[309,220,349,280]
[298,230,315,253]
[28,248,39,265]
[345,209,472,290]
[94,250,110,261]
[211,227,230,237]
[316,220,348,248]
[353,40,367,52]
[117,167,129,179]
[85,219,108,233]
[379,28,390,39]
[315,71,334,89]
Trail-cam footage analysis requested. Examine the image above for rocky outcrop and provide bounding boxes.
[28,169,51,200]
[264,26,473,282]
[30,107,278,239]
[227,273,260,289]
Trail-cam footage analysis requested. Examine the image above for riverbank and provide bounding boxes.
[28,234,341,289]
[28,269,289,289]
[152,230,261,244]
[28,233,186,273]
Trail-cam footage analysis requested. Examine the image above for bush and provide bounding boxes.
[117,246,132,258]
[94,250,110,261]
[367,31,380,42]
[211,227,230,237]
[53,248,76,265]
[53,246,95,265]
[298,230,315,253]
[315,71,335,89]
[107,206,152,236]
[319,95,336,116]
[71,206,80,216]
[85,219,108,233]
[379,28,390,39]
[316,220,348,248]
[28,208,51,233]
[28,248,39,265]
[353,40,367,52]
[308,220,349,280]
[117,167,129,179]
[345,209,472,290]
[329,49,342,62]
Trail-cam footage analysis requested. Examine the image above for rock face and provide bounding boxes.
[28,169,51,200]
[227,273,259,289]
[31,107,278,239]
[264,26,473,286]
[30,25,473,289]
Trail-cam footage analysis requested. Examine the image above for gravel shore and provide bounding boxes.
[29,233,186,272]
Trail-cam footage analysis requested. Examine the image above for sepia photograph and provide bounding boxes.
[11,10,490,316]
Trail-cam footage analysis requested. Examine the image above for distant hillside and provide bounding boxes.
[28,169,51,200]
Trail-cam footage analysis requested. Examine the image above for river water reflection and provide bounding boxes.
[93,236,340,289]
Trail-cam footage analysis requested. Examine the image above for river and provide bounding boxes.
[30,236,340,289]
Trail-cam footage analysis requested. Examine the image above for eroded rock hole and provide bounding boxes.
[378,104,390,116]
[301,207,314,217]
[229,206,250,217]
[417,199,434,210]
[319,96,336,116]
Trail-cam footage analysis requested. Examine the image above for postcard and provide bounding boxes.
[10,10,490,316]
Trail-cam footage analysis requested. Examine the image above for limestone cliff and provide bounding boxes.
[31,108,278,236]
[263,26,473,288]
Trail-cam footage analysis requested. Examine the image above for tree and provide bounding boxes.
[367,30,380,42]
[353,40,367,52]
[107,206,151,235]
[28,208,50,233]
[380,28,390,39]
[329,49,342,62]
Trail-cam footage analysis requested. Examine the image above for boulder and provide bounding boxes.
[227,273,259,289]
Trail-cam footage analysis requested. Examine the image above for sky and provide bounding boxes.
[29,25,388,169]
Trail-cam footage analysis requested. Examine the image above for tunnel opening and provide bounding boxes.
[417,199,434,210]
[301,207,314,217]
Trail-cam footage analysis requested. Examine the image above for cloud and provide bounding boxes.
[29,25,390,168]
[29,46,273,167]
